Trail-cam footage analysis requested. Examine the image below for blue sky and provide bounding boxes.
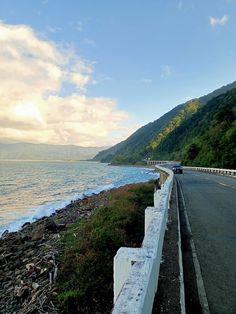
[0,0,235,146]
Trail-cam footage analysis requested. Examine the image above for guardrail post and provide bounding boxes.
[114,248,146,303]
[112,165,173,313]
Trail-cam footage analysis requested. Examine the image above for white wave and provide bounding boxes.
[0,163,159,237]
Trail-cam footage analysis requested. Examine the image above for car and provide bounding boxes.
[172,165,183,174]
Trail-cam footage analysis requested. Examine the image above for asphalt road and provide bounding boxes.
[176,171,236,314]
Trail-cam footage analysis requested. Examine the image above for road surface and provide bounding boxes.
[176,170,236,314]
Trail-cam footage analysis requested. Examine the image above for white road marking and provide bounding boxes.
[219,182,236,190]
[178,181,210,314]
[175,182,186,314]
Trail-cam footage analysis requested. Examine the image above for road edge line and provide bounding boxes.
[178,181,210,314]
[175,179,186,314]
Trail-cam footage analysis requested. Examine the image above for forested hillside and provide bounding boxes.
[94,81,236,167]
[93,102,188,163]
[153,88,236,168]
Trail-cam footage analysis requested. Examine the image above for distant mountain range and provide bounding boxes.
[0,143,108,161]
[94,81,236,168]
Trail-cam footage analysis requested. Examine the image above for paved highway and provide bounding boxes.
[176,171,236,314]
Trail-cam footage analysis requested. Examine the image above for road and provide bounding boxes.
[176,170,236,314]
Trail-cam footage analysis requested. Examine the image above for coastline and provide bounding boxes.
[0,161,156,237]
[0,187,114,313]
[0,182,152,313]
[0,176,180,314]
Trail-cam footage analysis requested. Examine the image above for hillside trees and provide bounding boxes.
[93,82,236,168]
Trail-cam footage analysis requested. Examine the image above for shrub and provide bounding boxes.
[57,181,154,313]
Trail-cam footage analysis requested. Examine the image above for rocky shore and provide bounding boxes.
[0,190,111,314]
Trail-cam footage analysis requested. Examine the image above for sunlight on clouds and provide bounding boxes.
[14,102,44,124]
[0,22,134,146]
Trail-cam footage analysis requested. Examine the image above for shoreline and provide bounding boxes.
[0,162,155,237]
[0,182,150,313]
[0,186,115,313]
[0,183,115,237]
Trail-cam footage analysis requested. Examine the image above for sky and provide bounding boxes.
[0,0,235,147]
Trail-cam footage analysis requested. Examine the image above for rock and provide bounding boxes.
[9,260,22,270]
[1,229,9,238]
[15,285,30,298]
[43,217,58,232]
[31,282,39,290]
[31,224,45,241]
[26,263,35,271]
[57,223,66,230]
[24,250,34,257]
[0,255,5,264]
[0,187,112,314]
[3,252,13,259]
[21,222,31,229]
[24,241,34,249]
[31,218,59,241]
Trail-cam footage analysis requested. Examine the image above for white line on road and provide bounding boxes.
[175,181,186,314]
[219,182,236,190]
[178,181,210,314]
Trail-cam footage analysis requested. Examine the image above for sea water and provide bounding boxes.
[0,160,158,236]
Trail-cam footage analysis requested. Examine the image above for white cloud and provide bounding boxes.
[209,15,230,27]
[0,22,134,146]
[161,65,172,78]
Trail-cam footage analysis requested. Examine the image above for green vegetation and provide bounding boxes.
[155,89,236,168]
[94,81,236,168]
[93,103,188,164]
[57,182,154,314]
[150,100,200,149]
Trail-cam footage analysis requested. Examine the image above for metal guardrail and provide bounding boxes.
[146,160,179,166]
[184,166,236,176]
[112,165,173,314]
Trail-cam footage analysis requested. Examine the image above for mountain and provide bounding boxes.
[153,88,236,168]
[0,143,108,161]
[94,81,236,167]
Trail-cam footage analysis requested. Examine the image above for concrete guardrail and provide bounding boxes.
[184,166,236,176]
[112,165,173,314]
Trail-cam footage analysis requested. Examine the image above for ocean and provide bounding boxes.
[0,160,158,236]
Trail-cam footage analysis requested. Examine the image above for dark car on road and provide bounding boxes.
[172,165,183,174]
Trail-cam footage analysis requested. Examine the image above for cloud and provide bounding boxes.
[209,15,230,27]
[161,65,172,78]
[0,22,134,146]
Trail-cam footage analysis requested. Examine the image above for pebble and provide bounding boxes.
[0,190,111,313]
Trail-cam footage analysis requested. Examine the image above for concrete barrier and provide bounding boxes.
[184,166,236,176]
[112,165,173,314]
[146,159,180,166]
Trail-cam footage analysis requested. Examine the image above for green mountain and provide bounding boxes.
[154,88,236,168]
[94,81,236,167]
[0,143,108,161]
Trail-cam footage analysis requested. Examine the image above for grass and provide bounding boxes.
[57,181,154,314]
